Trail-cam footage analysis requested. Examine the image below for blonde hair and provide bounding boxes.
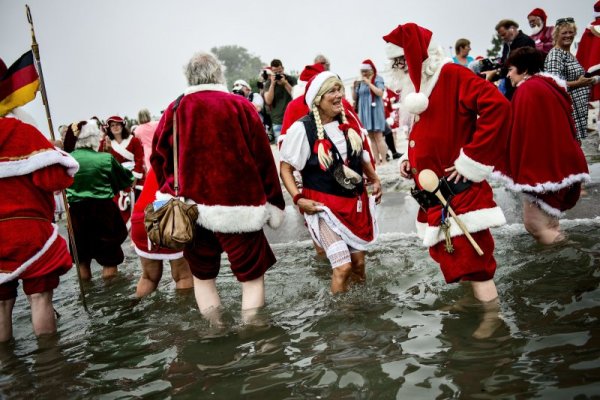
[311,76,362,169]
[138,108,151,124]
[552,21,577,45]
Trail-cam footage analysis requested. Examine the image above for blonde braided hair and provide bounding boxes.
[312,104,334,169]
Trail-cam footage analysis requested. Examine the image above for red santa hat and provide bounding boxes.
[106,115,125,126]
[299,63,325,82]
[383,23,433,115]
[304,71,337,107]
[528,8,548,25]
[595,0,600,13]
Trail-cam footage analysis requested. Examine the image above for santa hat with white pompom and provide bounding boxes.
[383,23,433,115]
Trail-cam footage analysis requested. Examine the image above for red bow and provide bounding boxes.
[338,123,350,132]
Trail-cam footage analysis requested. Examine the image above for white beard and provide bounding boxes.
[530,24,543,35]
[388,67,415,100]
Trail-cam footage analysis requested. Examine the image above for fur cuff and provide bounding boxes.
[266,202,285,229]
[421,206,506,247]
[454,149,493,183]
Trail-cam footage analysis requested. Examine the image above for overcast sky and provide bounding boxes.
[1,0,594,137]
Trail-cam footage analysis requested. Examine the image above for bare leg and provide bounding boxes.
[136,258,163,297]
[101,266,118,280]
[522,198,564,245]
[368,131,388,165]
[27,291,56,337]
[193,276,221,313]
[349,251,366,285]
[471,279,498,303]
[472,297,502,339]
[241,275,266,324]
[79,262,92,281]
[331,263,353,294]
[0,298,16,342]
[169,258,193,290]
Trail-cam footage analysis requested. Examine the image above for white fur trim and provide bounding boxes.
[184,84,229,95]
[0,224,60,284]
[420,206,506,247]
[416,219,428,239]
[537,72,567,90]
[133,245,183,260]
[304,196,379,251]
[491,170,591,193]
[404,92,429,115]
[111,136,134,161]
[522,193,563,218]
[385,42,404,59]
[454,148,494,183]
[155,191,284,232]
[265,202,285,229]
[588,64,600,74]
[0,148,79,179]
[131,170,143,179]
[305,72,337,108]
[360,63,373,70]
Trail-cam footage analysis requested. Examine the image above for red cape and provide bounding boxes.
[576,19,600,101]
[495,75,589,192]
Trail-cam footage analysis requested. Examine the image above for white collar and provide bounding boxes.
[184,84,229,95]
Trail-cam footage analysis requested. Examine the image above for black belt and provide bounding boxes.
[411,177,472,211]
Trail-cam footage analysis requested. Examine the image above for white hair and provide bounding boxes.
[184,52,226,86]
[75,120,101,150]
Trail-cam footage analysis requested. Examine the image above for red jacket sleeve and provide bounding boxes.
[32,164,74,192]
[130,137,145,180]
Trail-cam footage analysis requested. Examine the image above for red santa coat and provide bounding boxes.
[99,135,145,222]
[408,63,510,247]
[0,117,79,284]
[493,74,590,216]
[152,84,285,233]
[576,17,600,101]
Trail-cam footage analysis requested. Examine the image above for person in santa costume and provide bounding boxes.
[576,1,600,105]
[527,8,554,57]
[279,71,382,294]
[99,115,145,224]
[383,23,510,306]
[494,47,590,244]
[131,167,192,297]
[0,108,79,341]
[151,52,285,324]
[65,120,134,280]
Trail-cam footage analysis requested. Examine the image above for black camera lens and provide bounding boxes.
[262,71,268,80]
[275,73,283,81]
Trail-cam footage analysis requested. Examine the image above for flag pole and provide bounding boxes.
[26,4,89,312]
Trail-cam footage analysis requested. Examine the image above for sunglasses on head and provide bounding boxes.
[392,57,406,69]
[555,17,574,25]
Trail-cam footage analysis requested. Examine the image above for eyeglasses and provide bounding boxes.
[555,17,575,25]
[392,56,406,69]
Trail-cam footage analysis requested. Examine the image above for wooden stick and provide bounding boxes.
[418,169,484,256]
[26,4,89,312]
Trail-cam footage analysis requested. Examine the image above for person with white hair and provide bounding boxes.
[279,71,381,294]
[65,120,134,280]
[383,23,510,316]
[0,107,79,341]
[152,52,285,324]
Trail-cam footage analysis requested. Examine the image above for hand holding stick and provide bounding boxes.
[418,169,484,256]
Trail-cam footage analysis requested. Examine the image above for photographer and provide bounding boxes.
[483,19,535,100]
[232,79,264,114]
[263,59,297,144]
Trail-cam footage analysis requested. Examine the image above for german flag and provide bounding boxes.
[0,51,40,116]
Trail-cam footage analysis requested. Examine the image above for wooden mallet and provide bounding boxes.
[418,169,484,256]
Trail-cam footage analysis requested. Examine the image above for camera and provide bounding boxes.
[275,73,284,81]
[232,89,245,97]
[261,70,269,81]
[257,81,264,90]
[477,57,502,73]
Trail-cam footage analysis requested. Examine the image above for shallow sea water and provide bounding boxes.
[2,142,600,399]
[2,215,600,399]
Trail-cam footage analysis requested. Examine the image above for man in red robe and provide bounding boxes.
[383,23,510,307]
[576,0,600,102]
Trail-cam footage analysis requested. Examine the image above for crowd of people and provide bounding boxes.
[1,3,600,342]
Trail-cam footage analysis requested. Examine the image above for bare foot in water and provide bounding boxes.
[472,298,502,339]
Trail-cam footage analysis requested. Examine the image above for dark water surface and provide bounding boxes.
[2,158,600,399]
